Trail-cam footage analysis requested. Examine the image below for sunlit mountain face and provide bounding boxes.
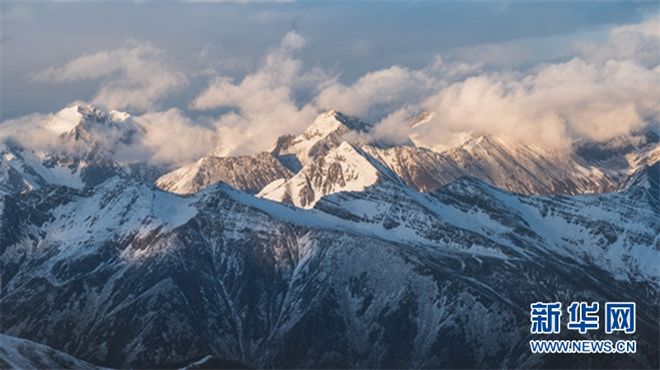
[1,2,659,369]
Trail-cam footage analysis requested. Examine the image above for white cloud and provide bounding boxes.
[190,17,659,156]
[315,56,482,123]
[11,16,657,165]
[0,104,142,160]
[574,15,660,69]
[191,31,326,155]
[366,16,660,151]
[32,41,187,112]
[131,109,216,165]
[400,57,659,151]
[315,66,427,119]
[0,113,59,153]
[0,104,216,168]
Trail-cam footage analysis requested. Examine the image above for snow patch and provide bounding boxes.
[47,106,83,135]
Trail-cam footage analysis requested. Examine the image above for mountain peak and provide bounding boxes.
[270,110,371,170]
[47,105,85,135]
[459,134,500,151]
[259,140,385,208]
[302,110,369,140]
[406,111,435,128]
[55,105,141,149]
[48,104,132,138]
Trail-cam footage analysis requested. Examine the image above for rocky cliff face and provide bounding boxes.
[155,152,293,195]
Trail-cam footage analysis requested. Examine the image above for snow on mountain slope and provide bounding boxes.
[0,141,87,194]
[429,178,659,282]
[270,110,371,171]
[438,135,618,195]
[0,334,103,369]
[5,106,657,202]
[174,355,248,369]
[621,161,659,191]
[258,141,397,208]
[2,175,658,369]
[1,178,197,268]
[356,131,658,196]
[0,105,166,195]
[46,105,84,135]
[2,105,659,369]
[152,110,658,201]
[361,145,466,192]
[312,176,659,283]
[155,152,293,195]
[152,110,370,197]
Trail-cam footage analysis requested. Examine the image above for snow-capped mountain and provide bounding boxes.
[0,105,165,196]
[155,109,379,205]
[1,104,659,369]
[270,110,371,170]
[1,175,658,368]
[413,135,617,194]
[153,109,658,208]
[258,141,399,208]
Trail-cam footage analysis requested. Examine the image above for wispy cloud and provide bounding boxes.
[10,15,659,164]
[402,16,660,151]
[31,41,187,112]
[0,105,216,168]
[315,56,481,123]
[574,15,660,69]
[408,58,658,151]
[328,16,660,151]
[191,31,328,155]
[130,109,216,165]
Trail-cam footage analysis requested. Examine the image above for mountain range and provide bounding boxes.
[1,104,658,368]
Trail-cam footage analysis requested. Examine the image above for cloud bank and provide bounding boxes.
[406,57,658,151]
[188,17,658,154]
[409,17,660,150]
[5,16,659,167]
[0,105,215,168]
[191,31,327,155]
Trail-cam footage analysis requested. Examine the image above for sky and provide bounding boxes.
[1,1,659,163]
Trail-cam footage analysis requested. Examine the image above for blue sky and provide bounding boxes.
[1,1,658,161]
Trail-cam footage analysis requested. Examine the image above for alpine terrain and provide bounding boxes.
[1,104,658,369]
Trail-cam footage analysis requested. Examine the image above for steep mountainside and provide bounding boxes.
[264,129,658,208]
[364,130,660,195]
[1,176,658,368]
[427,135,616,194]
[258,142,400,208]
[0,334,103,369]
[270,110,371,170]
[155,152,293,195]
[154,109,658,205]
